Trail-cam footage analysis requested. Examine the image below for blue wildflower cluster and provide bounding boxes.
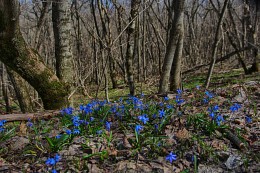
[55,87,253,167]
[45,154,61,173]
[203,90,214,104]
[230,103,242,112]
[0,120,7,133]
[27,118,33,127]
[60,107,73,115]
[176,89,185,105]
[207,105,224,126]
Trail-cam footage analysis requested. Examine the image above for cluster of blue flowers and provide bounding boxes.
[230,103,242,112]
[176,89,185,105]
[45,154,61,173]
[57,87,253,167]
[207,105,224,126]
[203,90,214,104]
[27,118,33,127]
[0,120,7,133]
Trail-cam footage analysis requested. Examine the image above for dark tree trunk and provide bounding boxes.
[0,0,68,110]
[159,0,185,93]
[125,0,141,96]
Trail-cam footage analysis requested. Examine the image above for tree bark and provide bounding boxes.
[52,0,75,85]
[0,0,68,110]
[7,69,34,113]
[159,0,185,93]
[125,0,141,96]
[205,0,229,89]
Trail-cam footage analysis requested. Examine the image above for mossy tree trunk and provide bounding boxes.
[7,69,34,113]
[0,0,69,110]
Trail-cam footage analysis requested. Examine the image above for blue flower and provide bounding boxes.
[66,129,72,135]
[0,128,4,133]
[79,105,85,111]
[230,103,241,112]
[205,91,214,99]
[96,130,103,135]
[27,121,33,127]
[45,158,56,166]
[196,85,200,90]
[54,154,61,162]
[72,116,80,122]
[60,107,73,115]
[72,117,80,127]
[203,98,209,104]
[213,105,219,112]
[209,112,215,119]
[216,115,224,126]
[110,105,117,113]
[154,124,158,131]
[164,96,169,101]
[176,98,185,105]
[134,100,144,110]
[166,104,173,109]
[55,134,61,139]
[90,117,95,122]
[51,169,57,173]
[135,124,143,134]
[177,89,182,95]
[73,129,80,135]
[138,114,149,124]
[158,109,165,118]
[158,102,164,107]
[0,120,7,127]
[166,152,177,163]
[245,116,252,123]
[105,121,111,131]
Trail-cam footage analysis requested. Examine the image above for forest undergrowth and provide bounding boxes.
[0,71,259,173]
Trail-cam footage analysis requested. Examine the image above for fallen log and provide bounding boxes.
[0,110,60,121]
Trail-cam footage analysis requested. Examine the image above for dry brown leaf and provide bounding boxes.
[108,147,118,156]
[19,121,27,135]
[211,139,226,150]
[123,135,132,149]
[175,128,190,140]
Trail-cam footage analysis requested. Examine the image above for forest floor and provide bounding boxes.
[0,70,259,173]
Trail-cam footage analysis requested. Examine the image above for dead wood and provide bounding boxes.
[0,110,60,121]
[219,128,246,150]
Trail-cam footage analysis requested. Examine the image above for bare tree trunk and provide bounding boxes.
[159,0,185,94]
[1,64,11,113]
[7,69,34,113]
[52,0,75,90]
[205,0,229,89]
[0,0,68,110]
[125,0,141,96]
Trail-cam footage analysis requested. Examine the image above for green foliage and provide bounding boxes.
[45,134,70,152]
